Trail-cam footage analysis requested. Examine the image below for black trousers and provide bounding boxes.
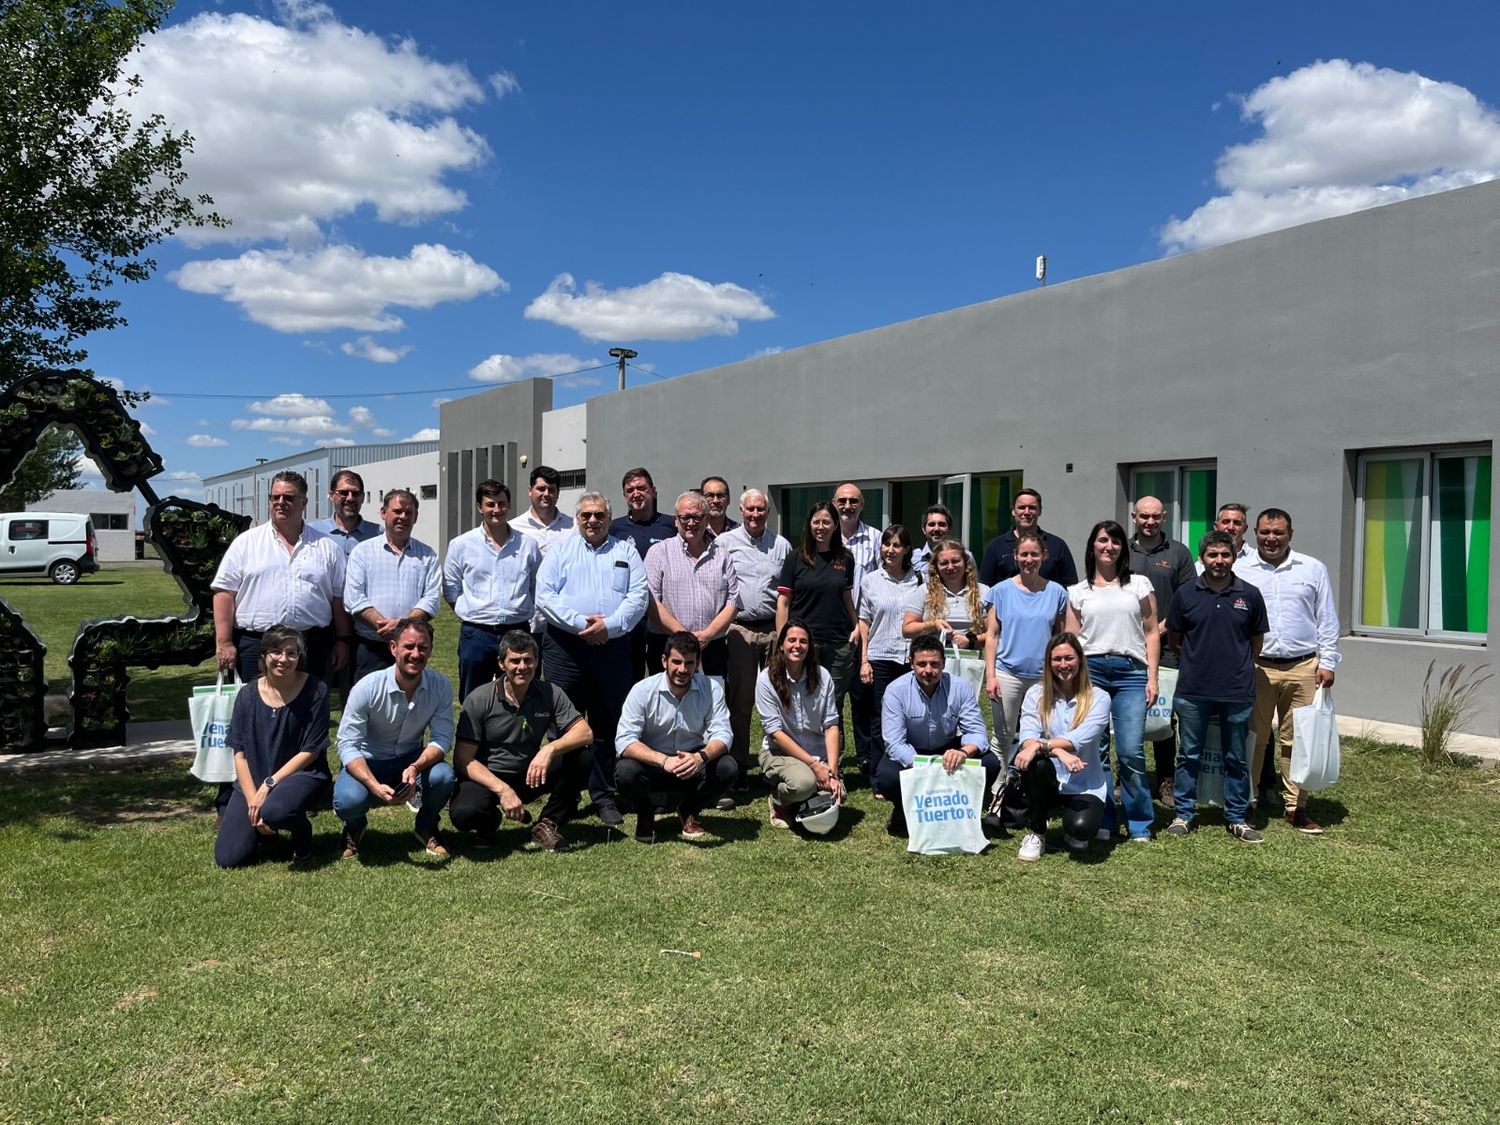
[615,754,740,818]
[352,635,394,684]
[214,773,329,868]
[1011,755,1105,838]
[541,626,633,808]
[448,750,592,835]
[233,624,334,683]
[864,659,909,779]
[644,632,728,678]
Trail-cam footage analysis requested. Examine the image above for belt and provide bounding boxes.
[236,624,330,639]
[1257,652,1316,665]
[461,619,531,634]
[735,617,775,628]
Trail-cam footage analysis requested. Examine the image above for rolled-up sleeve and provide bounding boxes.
[424,676,455,755]
[615,680,650,755]
[704,678,732,747]
[755,672,786,739]
[417,553,442,619]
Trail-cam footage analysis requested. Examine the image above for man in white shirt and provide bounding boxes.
[442,479,542,702]
[512,464,576,549]
[718,489,793,788]
[344,489,442,682]
[835,482,882,780]
[212,469,351,683]
[1233,507,1339,834]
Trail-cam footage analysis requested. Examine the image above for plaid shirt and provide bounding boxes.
[644,535,738,634]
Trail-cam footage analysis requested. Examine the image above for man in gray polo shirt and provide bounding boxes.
[449,631,595,851]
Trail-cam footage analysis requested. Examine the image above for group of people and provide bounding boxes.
[209,466,1339,868]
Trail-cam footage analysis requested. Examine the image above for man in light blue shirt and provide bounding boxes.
[309,469,381,556]
[877,633,1001,837]
[442,479,542,701]
[344,489,442,683]
[615,631,737,843]
[536,490,648,827]
[333,617,456,860]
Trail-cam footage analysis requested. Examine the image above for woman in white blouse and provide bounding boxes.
[756,619,843,829]
[857,524,924,794]
[1012,632,1113,861]
[1064,519,1159,842]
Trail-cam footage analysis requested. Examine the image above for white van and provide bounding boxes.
[1,512,100,584]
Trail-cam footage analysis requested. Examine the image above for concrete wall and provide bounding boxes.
[438,379,552,551]
[32,489,136,562]
[541,403,588,514]
[359,452,441,546]
[581,181,1500,735]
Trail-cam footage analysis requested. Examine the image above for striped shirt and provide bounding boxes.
[442,525,541,626]
[644,536,738,635]
[858,566,924,663]
[842,521,880,601]
[344,535,442,642]
[719,524,793,621]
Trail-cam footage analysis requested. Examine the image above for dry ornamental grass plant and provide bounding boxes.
[1418,660,1494,768]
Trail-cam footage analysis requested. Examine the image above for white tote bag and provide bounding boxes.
[898,756,989,855]
[1290,687,1341,791]
[1143,667,1177,741]
[1196,722,1225,808]
[189,672,242,783]
[943,647,987,702]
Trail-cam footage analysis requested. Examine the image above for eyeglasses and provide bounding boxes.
[577,511,608,522]
[334,489,364,498]
[702,492,728,501]
[833,498,861,506]
[676,513,704,523]
[269,493,300,504]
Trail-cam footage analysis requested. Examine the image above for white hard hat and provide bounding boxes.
[796,791,840,836]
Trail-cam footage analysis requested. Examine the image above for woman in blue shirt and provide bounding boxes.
[1012,631,1112,861]
[981,529,1069,754]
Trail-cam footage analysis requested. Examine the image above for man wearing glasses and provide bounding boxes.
[643,491,738,679]
[834,483,881,779]
[213,470,352,685]
[310,470,381,556]
[699,476,739,539]
[537,491,649,828]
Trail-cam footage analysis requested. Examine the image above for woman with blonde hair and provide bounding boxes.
[902,538,989,652]
[1010,632,1112,861]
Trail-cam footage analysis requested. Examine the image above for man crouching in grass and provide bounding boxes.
[614,630,737,843]
[449,631,594,852]
[333,617,456,860]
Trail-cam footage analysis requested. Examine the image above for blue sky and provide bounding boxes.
[72,0,1500,495]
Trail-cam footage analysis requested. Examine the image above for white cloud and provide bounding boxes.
[342,335,413,363]
[468,352,600,383]
[749,345,784,358]
[524,272,774,342]
[404,428,440,441]
[315,437,358,447]
[174,243,505,333]
[73,453,104,481]
[431,397,453,407]
[268,436,306,446]
[164,471,202,482]
[1162,60,1500,252]
[348,405,378,427]
[249,393,334,418]
[185,434,228,448]
[129,11,499,245]
[232,415,350,436]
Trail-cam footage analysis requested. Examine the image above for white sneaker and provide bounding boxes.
[1017,832,1044,862]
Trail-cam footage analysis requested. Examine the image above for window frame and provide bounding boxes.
[1126,461,1218,550]
[1353,444,1490,644]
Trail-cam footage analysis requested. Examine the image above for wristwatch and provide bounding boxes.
[263,775,278,790]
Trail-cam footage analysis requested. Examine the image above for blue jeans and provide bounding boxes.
[1172,697,1253,826]
[334,749,456,837]
[1086,654,1153,839]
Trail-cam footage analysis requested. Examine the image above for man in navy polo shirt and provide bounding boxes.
[1164,530,1269,843]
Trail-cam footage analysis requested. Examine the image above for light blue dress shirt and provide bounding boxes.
[336,666,455,766]
[616,671,732,755]
[309,516,381,557]
[344,535,442,641]
[880,671,990,767]
[536,533,648,639]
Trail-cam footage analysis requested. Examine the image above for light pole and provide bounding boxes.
[609,347,638,391]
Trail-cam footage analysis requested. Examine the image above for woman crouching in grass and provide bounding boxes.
[756,619,843,829]
[1010,632,1112,862]
[216,625,332,868]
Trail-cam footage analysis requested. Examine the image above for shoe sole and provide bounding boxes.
[1017,851,1042,862]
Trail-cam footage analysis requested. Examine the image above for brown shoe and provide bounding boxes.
[414,829,450,858]
[1157,779,1175,809]
[529,817,570,852]
[1286,809,1324,835]
[680,813,708,840]
[339,826,364,859]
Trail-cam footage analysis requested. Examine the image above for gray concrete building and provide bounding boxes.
[440,181,1500,735]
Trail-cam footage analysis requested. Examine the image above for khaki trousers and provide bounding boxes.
[1249,654,1317,811]
[726,620,776,769]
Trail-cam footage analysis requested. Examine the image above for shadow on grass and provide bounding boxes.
[0,763,212,833]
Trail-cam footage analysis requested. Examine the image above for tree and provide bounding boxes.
[0,0,222,503]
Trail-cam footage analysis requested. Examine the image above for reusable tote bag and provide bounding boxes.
[943,646,988,702]
[1290,687,1341,791]
[898,755,989,855]
[1143,667,1177,742]
[189,672,242,783]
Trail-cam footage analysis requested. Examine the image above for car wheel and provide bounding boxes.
[50,560,81,585]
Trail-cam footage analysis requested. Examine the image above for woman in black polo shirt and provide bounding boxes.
[776,501,859,716]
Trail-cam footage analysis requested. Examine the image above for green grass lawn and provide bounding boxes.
[1,741,1496,1122]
